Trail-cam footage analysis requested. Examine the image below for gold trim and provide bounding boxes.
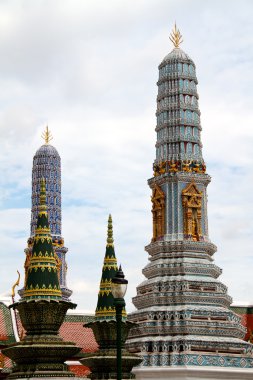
[24,288,61,296]
[35,227,51,234]
[104,257,117,263]
[95,307,127,318]
[103,264,118,270]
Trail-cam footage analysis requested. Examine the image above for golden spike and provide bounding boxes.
[38,178,47,217]
[39,178,46,205]
[11,270,20,298]
[41,125,53,144]
[107,214,114,247]
[169,23,183,48]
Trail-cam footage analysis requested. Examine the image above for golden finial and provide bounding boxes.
[40,177,46,193]
[11,270,20,298]
[39,178,47,208]
[107,214,114,247]
[169,23,183,48]
[41,125,53,144]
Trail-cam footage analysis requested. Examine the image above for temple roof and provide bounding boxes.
[162,47,192,63]
[35,143,60,157]
[59,314,98,354]
[0,303,16,346]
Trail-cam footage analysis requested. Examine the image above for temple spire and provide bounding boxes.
[127,29,253,374]
[95,215,126,320]
[169,23,183,48]
[23,178,62,300]
[24,127,72,301]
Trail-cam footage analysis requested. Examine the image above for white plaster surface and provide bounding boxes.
[133,366,253,380]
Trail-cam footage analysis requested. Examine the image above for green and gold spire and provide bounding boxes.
[23,178,62,300]
[95,215,126,320]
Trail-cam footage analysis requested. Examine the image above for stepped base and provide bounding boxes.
[2,300,81,379]
[133,366,253,380]
[81,349,142,379]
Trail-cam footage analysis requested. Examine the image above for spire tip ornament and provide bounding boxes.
[169,23,183,48]
[107,214,114,247]
[41,125,53,144]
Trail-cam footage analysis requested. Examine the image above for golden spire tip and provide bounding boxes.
[169,22,183,48]
[39,178,47,209]
[41,125,53,144]
[107,214,114,247]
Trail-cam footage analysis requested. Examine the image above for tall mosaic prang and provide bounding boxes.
[127,25,253,379]
[2,179,80,379]
[20,126,72,300]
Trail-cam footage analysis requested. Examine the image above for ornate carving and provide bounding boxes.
[168,160,179,173]
[2,300,80,379]
[153,160,206,177]
[151,185,165,242]
[54,252,62,282]
[182,182,202,241]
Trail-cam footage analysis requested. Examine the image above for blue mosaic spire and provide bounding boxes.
[31,140,61,237]
[155,48,203,161]
[153,25,205,177]
[127,25,253,371]
[21,127,72,301]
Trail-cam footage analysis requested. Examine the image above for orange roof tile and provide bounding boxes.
[59,322,98,353]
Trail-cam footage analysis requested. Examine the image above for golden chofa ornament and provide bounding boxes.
[169,23,183,48]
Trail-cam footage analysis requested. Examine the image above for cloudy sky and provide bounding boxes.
[0,0,253,313]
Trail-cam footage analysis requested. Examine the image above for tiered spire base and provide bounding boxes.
[81,321,142,379]
[127,239,253,370]
[3,300,80,379]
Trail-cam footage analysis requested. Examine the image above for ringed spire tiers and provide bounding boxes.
[127,26,253,377]
[95,215,126,320]
[24,178,62,300]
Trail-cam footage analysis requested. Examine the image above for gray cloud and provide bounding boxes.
[1,0,253,310]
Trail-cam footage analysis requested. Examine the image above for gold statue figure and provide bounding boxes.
[159,161,166,175]
[182,160,191,172]
[151,185,165,242]
[169,160,178,173]
[182,182,202,241]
